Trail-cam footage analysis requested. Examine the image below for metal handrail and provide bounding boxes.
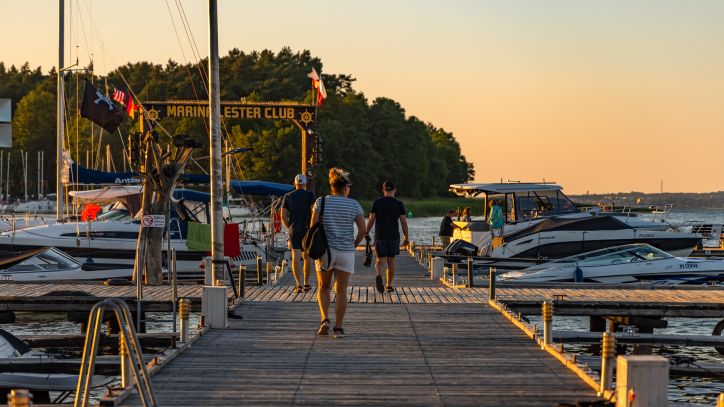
[74,298,157,407]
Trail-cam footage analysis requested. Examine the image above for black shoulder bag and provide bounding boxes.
[302,197,331,265]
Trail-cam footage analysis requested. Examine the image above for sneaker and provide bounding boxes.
[385,286,395,293]
[375,275,384,293]
[317,319,330,336]
[333,326,346,338]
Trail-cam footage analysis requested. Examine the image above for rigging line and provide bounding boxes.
[73,0,92,64]
[175,0,210,92]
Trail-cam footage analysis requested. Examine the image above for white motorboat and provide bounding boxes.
[0,247,135,282]
[499,244,724,284]
[449,183,701,259]
[13,194,57,214]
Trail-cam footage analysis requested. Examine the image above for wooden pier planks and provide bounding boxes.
[120,302,597,407]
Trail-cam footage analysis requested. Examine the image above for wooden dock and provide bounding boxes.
[116,254,600,406]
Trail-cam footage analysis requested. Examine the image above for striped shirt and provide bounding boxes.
[314,195,364,251]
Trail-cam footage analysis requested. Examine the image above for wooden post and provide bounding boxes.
[466,257,474,288]
[599,332,615,394]
[542,301,553,345]
[178,298,190,342]
[238,265,246,298]
[265,262,273,285]
[7,389,31,407]
[615,355,668,407]
[488,267,496,302]
[119,331,132,388]
[256,256,263,285]
[451,263,458,286]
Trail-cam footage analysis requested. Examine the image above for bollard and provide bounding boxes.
[119,331,132,388]
[467,257,474,288]
[238,265,246,298]
[488,267,496,302]
[7,389,31,407]
[599,332,615,394]
[280,260,287,275]
[265,262,273,285]
[615,355,668,407]
[718,393,723,407]
[256,256,263,285]
[542,301,553,345]
[179,298,190,343]
[451,263,458,286]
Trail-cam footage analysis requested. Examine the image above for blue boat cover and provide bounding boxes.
[67,163,293,197]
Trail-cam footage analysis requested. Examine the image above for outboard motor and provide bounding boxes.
[445,239,479,257]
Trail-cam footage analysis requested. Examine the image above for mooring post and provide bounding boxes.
[542,301,553,345]
[466,257,474,288]
[488,267,496,302]
[119,331,132,388]
[599,332,615,394]
[256,256,263,285]
[179,298,190,342]
[265,262,273,285]
[280,259,286,275]
[238,265,246,298]
[615,355,668,407]
[451,263,458,286]
[718,393,723,407]
[7,389,31,407]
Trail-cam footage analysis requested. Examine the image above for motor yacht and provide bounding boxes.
[0,247,136,282]
[499,244,724,284]
[449,183,701,259]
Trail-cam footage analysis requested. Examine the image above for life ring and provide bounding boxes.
[712,319,724,355]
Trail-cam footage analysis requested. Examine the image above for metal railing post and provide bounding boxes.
[466,257,474,288]
[542,301,553,346]
[599,332,615,394]
[488,267,496,302]
[119,331,132,389]
[451,263,458,286]
[265,262,273,285]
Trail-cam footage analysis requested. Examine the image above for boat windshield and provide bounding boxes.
[515,190,578,221]
[6,248,79,273]
[96,209,132,221]
[550,244,673,265]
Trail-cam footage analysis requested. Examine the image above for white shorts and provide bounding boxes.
[316,249,355,274]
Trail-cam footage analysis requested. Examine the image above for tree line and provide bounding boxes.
[0,47,473,200]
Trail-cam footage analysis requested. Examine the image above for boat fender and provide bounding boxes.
[574,265,583,283]
[713,319,724,355]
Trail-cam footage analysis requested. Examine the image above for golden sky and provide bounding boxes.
[2,1,724,194]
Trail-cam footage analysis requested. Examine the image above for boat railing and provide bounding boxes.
[74,298,157,407]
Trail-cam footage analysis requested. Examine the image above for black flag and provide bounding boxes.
[80,81,124,133]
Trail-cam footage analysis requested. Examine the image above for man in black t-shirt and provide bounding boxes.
[365,180,409,293]
[438,209,459,247]
[281,174,315,292]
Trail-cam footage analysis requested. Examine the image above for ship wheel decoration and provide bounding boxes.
[145,108,160,122]
[299,110,314,126]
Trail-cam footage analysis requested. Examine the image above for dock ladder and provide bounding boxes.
[74,298,157,407]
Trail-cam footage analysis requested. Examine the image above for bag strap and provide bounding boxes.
[319,196,326,223]
[320,197,331,266]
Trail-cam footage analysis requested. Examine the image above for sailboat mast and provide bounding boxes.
[56,0,65,222]
[208,0,224,275]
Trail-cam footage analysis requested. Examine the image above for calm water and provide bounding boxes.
[2,210,721,404]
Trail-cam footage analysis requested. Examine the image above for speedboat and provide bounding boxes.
[499,244,724,284]
[0,247,135,282]
[448,183,701,259]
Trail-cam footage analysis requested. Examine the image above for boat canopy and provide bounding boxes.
[65,163,293,197]
[450,183,562,197]
[69,186,142,203]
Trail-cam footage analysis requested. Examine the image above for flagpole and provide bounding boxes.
[56,0,65,222]
[209,0,224,284]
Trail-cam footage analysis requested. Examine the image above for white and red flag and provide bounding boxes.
[307,68,327,106]
[112,87,138,119]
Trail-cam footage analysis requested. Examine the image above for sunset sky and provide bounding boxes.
[2,1,724,194]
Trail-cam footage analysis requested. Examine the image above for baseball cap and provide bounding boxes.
[382,180,396,191]
[294,174,307,185]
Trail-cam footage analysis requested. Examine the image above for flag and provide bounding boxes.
[307,68,327,106]
[112,86,138,119]
[80,81,124,133]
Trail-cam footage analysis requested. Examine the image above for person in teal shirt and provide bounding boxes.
[488,200,504,237]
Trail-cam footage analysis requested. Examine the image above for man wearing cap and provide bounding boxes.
[281,174,315,292]
[438,209,460,248]
[365,181,409,293]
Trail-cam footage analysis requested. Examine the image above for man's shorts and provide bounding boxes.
[375,240,400,258]
[289,229,307,250]
[316,249,355,273]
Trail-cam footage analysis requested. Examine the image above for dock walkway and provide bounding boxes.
[120,254,598,406]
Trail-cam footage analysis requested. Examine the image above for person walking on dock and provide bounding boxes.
[365,180,409,293]
[311,168,366,338]
[438,209,459,247]
[281,174,315,293]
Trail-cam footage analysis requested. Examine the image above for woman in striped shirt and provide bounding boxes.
[310,168,366,338]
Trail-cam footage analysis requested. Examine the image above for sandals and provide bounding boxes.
[303,284,311,292]
[333,326,346,338]
[385,286,395,293]
[317,319,330,336]
[293,286,303,293]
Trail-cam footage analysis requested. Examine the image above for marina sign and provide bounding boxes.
[142,101,316,128]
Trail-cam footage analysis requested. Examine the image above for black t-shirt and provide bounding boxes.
[370,196,406,241]
[439,215,454,237]
[282,189,315,237]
